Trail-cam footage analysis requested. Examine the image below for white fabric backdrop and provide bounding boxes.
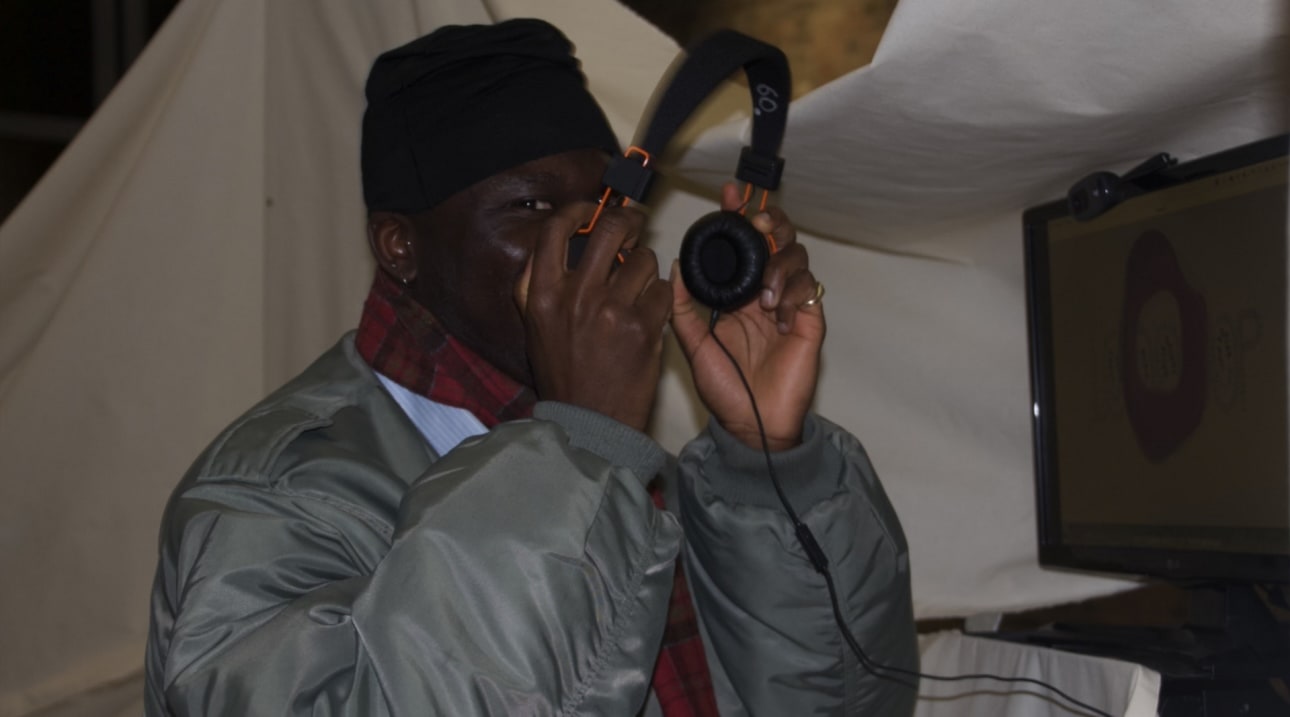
[0,0,1284,713]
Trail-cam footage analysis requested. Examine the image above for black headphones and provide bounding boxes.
[576,29,792,312]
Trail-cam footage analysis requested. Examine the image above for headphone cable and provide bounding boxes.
[705,312,1113,717]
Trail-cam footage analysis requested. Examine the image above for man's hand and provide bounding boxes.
[671,184,825,451]
[517,204,672,432]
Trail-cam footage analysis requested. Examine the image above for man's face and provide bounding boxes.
[407,148,610,386]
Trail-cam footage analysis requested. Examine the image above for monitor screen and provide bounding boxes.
[1024,134,1290,583]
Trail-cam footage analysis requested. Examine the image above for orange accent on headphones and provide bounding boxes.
[576,146,652,237]
[738,183,777,254]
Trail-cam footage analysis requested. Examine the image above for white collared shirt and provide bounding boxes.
[375,372,487,456]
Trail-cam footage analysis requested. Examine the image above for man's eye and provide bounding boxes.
[515,199,554,211]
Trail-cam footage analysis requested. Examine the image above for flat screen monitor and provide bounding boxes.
[1024,134,1290,583]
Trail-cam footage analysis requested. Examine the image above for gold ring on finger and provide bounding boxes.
[802,281,825,307]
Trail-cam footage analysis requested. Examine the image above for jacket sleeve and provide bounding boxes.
[148,406,680,716]
[676,414,919,716]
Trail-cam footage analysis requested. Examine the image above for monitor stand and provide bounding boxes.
[970,582,1290,716]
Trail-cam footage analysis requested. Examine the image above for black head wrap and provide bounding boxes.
[361,18,621,214]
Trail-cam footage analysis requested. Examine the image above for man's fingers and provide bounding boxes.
[637,276,674,337]
[531,203,596,290]
[758,242,808,310]
[609,246,669,353]
[750,205,797,253]
[669,259,707,359]
[609,245,660,304]
[719,182,745,212]
[515,255,534,314]
[717,183,798,276]
[776,269,822,332]
[570,206,645,289]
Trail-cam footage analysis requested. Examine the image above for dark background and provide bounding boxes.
[0,0,179,221]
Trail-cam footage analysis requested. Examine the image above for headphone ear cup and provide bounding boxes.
[679,210,770,311]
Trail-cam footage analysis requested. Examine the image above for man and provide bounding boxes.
[145,18,917,716]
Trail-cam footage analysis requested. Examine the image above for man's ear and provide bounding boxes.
[367,212,418,284]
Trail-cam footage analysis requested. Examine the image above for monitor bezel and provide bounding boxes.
[1023,133,1290,584]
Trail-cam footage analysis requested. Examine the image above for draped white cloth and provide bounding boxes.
[914,632,1161,717]
[0,0,1282,713]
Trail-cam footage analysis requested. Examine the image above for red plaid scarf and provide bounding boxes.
[356,271,718,715]
[356,272,535,427]
[648,488,721,717]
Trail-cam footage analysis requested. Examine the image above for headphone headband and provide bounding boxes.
[603,30,792,202]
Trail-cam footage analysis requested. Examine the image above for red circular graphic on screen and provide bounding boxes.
[1121,230,1208,461]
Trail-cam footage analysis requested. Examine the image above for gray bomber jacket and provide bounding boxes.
[145,334,918,715]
